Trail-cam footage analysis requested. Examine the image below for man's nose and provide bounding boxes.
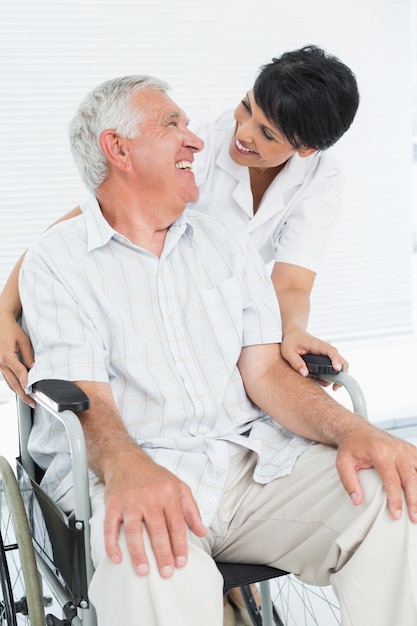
[185,128,204,153]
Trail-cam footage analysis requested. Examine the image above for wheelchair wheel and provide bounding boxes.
[270,575,340,625]
[240,584,284,626]
[241,576,341,626]
[0,456,45,626]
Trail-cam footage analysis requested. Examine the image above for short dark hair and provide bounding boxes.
[253,45,360,151]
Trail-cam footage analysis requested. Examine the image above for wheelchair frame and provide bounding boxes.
[0,356,367,626]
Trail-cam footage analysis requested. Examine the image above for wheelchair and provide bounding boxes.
[0,355,368,626]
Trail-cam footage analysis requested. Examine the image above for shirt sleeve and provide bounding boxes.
[273,153,344,273]
[19,240,110,389]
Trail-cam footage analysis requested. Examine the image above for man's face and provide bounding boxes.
[123,89,204,218]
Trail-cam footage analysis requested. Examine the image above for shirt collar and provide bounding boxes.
[165,210,195,249]
[81,194,195,252]
[82,195,117,252]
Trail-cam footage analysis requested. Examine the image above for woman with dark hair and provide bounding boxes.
[191,45,359,376]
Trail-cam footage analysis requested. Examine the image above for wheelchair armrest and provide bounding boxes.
[32,379,90,413]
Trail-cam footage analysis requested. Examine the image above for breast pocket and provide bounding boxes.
[200,276,243,359]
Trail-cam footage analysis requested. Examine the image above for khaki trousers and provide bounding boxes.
[87,443,417,626]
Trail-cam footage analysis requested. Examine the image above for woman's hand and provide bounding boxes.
[0,313,34,406]
[280,329,348,391]
[270,263,348,389]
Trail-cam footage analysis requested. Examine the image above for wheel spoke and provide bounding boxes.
[270,574,341,626]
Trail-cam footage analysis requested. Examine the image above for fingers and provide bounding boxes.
[280,331,348,380]
[145,507,187,577]
[103,494,154,575]
[367,443,417,522]
[327,346,348,374]
[336,453,365,506]
[337,435,417,523]
[144,488,206,577]
[103,503,124,565]
[389,458,417,522]
[0,364,34,407]
[182,494,207,538]
[0,328,34,406]
[16,330,35,369]
[104,482,206,579]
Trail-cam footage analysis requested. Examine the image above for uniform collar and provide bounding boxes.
[215,131,315,224]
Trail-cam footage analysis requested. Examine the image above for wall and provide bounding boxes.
[0,0,414,341]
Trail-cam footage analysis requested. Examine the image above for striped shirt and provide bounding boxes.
[20,195,313,525]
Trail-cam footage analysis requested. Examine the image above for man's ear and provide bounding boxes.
[298,147,317,158]
[99,130,131,169]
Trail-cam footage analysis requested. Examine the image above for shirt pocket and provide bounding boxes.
[200,276,243,359]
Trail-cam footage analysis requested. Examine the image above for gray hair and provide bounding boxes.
[69,75,170,192]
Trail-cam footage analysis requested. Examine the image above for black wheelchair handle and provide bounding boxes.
[301,354,343,376]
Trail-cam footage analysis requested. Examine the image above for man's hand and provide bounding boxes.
[238,343,417,524]
[0,314,34,407]
[336,422,417,523]
[76,380,206,578]
[103,448,207,578]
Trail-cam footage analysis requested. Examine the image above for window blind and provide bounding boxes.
[0,0,413,341]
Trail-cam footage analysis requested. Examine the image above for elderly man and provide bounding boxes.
[19,76,417,626]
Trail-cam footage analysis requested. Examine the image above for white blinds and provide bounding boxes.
[0,0,414,341]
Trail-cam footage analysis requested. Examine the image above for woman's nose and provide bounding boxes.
[236,117,254,142]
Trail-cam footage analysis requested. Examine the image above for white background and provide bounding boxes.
[0,0,415,342]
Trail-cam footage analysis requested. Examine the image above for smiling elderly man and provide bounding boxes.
[19,76,417,626]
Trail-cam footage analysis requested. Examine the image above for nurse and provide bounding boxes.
[189,45,359,377]
[0,45,359,407]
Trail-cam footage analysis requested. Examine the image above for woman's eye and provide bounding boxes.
[241,99,250,112]
[261,128,274,141]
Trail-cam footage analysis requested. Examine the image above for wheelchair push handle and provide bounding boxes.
[301,353,342,376]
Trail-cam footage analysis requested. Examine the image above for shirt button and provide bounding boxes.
[208,496,216,504]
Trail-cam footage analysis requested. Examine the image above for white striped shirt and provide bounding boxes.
[20,195,313,525]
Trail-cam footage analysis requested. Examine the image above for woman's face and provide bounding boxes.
[229,90,301,169]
